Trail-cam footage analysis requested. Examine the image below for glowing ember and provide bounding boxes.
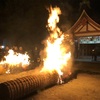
[0,49,30,74]
[41,6,72,84]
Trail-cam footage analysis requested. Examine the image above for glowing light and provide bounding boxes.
[0,45,5,49]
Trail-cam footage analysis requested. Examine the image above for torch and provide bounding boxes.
[0,71,59,100]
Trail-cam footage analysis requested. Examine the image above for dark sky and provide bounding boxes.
[0,0,100,48]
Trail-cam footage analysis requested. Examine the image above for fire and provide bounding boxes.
[0,49,30,74]
[41,6,72,84]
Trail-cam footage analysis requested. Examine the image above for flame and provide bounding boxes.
[0,49,30,74]
[41,6,71,84]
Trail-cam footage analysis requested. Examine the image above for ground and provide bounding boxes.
[0,61,100,100]
[25,74,100,100]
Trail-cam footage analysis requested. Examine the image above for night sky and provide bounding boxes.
[0,0,100,49]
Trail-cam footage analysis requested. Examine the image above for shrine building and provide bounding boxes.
[66,10,100,59]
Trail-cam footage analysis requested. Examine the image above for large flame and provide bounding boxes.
[0,49,30,74]
[41,6,71,84]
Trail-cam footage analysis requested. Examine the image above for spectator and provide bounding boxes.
[92,47,97,61]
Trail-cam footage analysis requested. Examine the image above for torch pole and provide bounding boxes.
[0,71,59,100]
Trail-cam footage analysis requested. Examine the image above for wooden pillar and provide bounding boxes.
[77,38,80,58]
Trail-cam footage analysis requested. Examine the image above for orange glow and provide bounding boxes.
[41,6,71,84]
[0,49,30,74]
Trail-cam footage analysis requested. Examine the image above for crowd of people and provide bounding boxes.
[0,46,24,60]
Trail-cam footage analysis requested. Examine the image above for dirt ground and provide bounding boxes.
[25,73,100,100]
[0,61,100,100]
